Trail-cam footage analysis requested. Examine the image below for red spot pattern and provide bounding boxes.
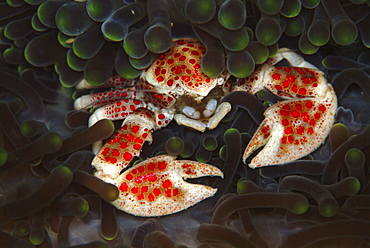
[119,159,182,202]
[82,87,144,110]
[271,67,320,98]
[140,81,175,108]
[104,75,132,88]
[96,121,152,172]
[96,98,146,121]
[146,39,218,96]
[181,163,197,175]
[261,125,270,139]
[278,100,328,145]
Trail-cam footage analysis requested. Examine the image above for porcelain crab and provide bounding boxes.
[74,39,337,216]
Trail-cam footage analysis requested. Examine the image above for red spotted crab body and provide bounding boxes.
[74,39,337,216]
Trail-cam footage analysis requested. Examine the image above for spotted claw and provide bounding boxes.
[100,155,223,216]
[243,94,336,168]
[243,66,337,168]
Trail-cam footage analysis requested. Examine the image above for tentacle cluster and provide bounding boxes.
[1,0,369,87]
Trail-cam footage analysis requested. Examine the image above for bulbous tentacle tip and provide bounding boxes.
[108,154,223,217]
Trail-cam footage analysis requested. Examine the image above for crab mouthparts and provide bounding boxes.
[176,88,223,121]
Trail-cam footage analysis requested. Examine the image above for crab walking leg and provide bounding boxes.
[74,87,150,110]
[243,65,337,168]
[76,75,135,90]
[82,98,150,154]
[87,99,149,127]
[93,109,155,180]
[101,155,223,216]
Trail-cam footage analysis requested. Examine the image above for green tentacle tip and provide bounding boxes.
[27,0,47,6]
[218,0,246,30]
[202,135,218,151]
[332,122,348,130]
[20,121,33,137]
[301,0,320,8]
[346,177,361,194]
[219,145,226,161]
[201,46,225,78]
[290,196,309,214]
[257,89,269,101]
[15,221,30,236]
[29,234,44,246]
[101,230,118,241]
[308,26,330,46]
[56,2,92,36]
[123,34,148,59]
[180,141,195,158]
[185,0,216,23]
[299,37,319,55]
[101,20,126,42]
[345,148,365,167]
[224,128,240,136]
[72,198,90,217]
[86,0,115,22]
[247,42,269,64]
[256,17,281,46]
[0,148,8,166]
[101,183,119,202]
[280,0,301,18]
[54,165,73,180]
[144,25,172,53]
[258,0,284,15]
[222,29,249,51]
[332,20,358,46]
[319,198,339,217]
[236,179,254,195]
[201,61,224,78]
[165,137,185,156]
[20,119,47,138]
[58,32,74,49]
[45,132,63,153]
[285,17,304,37]
[227,51,255,78]
[236,180,247,195]
[195,148,212,163]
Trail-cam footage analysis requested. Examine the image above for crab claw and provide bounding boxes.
[243,84,337,168]
[103,155,223,216]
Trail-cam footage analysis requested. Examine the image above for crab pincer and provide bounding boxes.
[104,155,223,216]
[91,108,223,216]
[243,65,337,168]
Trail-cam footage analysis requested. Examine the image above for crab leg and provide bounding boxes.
[74,87,150,110]
[76,75,135,90]
[101,154,223,217]
[93,109,155,180]
[241,51,337,168]
[86,99,149,127]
